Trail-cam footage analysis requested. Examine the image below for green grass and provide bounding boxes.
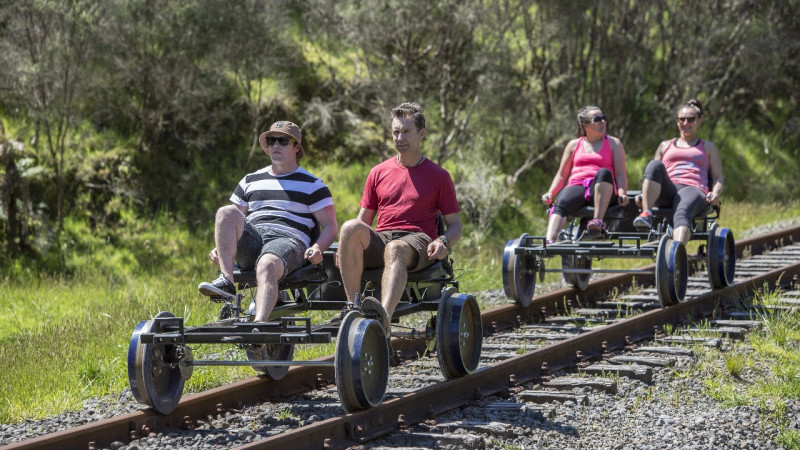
[695,285,800,448]
[0,202,799,424]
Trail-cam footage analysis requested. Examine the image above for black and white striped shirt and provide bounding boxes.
[230,166,334,247]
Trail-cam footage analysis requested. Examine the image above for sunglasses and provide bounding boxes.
[265,136,295,146]
[585,115,607,123]
[677,116,697,124]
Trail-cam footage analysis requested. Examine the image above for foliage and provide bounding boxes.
[0,1,799,260]
[698,285,800,447]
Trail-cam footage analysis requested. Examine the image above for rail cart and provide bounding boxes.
[127,245,483,415]
[502,193,736,307]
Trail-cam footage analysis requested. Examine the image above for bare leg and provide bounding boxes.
[338,219,372,302]
[253,254,285,322]
[546,214,567,242]
[640,179,661,211]
[380,241,416,319]
[592,181,613,219]
[215,205,245,282]
[672,226,691,245]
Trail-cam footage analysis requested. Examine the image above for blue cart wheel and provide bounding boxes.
[127,311,186,415]
[562,255,592,291]
[246,343,295,380]
[502,234,537,306]
[707,224,735,289]
[436,291,483,379]
[655,236,688,307]
[335,311,389,412]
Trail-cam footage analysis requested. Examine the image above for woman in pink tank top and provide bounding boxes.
[541,106,629,243]
[633,99,724,244]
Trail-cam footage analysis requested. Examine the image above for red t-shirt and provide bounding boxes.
[361,157,460,240]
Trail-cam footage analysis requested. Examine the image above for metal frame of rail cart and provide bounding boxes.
[127,233,483,415]
[502,192,735,308]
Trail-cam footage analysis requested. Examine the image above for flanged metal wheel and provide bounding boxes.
[655,236,688,307]
[246,343,295,380]
[707,223,736,289]
[334,311,389,412]
[127,311,186,415]
[436,290,483,379]
[502,234,538,306]
[562,255,592,291]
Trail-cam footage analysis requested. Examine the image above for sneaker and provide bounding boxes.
[198,275,236,299]
[633,211,653,230]
[247,299,256,315]
[359,296,391,337]
[587,218,605,232]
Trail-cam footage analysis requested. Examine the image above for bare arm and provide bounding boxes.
[542,140,578,205]
[705,141,724,203]
[609,137,629,205]
[306,205,338,265]
[427,212,463,260]
[356,207,377,226]
[654,141,669,160]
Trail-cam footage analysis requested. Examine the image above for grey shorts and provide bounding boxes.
[236,223,306,279]
[362,230,434,272]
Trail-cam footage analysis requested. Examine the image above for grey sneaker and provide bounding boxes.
[198,275,236,299]
[633,211,653,230]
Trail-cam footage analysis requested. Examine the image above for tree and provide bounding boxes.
[0,0,105,230]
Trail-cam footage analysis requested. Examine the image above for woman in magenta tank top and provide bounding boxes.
[633,99,724,244]
[541,106,629,243]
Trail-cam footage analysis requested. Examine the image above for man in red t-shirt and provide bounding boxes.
[338,102,463,336]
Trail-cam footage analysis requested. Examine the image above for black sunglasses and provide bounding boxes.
[677,116,697,124]
[265,136,295,146]
[585,115,607,123]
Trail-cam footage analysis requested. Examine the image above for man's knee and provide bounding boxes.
[216,204,244,223]
[256,254,284,283]
[340,219,371,246]
[383,240,415,267]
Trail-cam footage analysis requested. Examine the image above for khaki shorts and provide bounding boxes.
[362,230,434,272]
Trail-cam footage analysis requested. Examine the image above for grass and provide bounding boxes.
[0,202,799,424]
[692,285,800,448]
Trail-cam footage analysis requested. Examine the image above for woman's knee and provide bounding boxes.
[595,168,614,184]
[642,160,666,182]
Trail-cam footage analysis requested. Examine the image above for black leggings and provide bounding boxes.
[641,160,708,229]
[552,168,615,217]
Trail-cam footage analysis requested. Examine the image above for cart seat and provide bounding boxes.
[233,263,327,290]
[571,203,634,220]
[651,203,716,219]
[361,259,449,283]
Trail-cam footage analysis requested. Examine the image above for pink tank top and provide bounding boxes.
[662,139,709,194]
[567,136,615,187]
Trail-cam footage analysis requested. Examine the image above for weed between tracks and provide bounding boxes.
[683,285,800,448]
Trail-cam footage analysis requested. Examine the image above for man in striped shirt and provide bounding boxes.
[198,121,337,323]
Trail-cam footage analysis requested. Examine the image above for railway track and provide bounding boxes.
[6,225,800,450]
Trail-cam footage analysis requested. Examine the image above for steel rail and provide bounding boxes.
[7,224,800,450]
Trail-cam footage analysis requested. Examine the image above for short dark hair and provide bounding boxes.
[391,102,426,131]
